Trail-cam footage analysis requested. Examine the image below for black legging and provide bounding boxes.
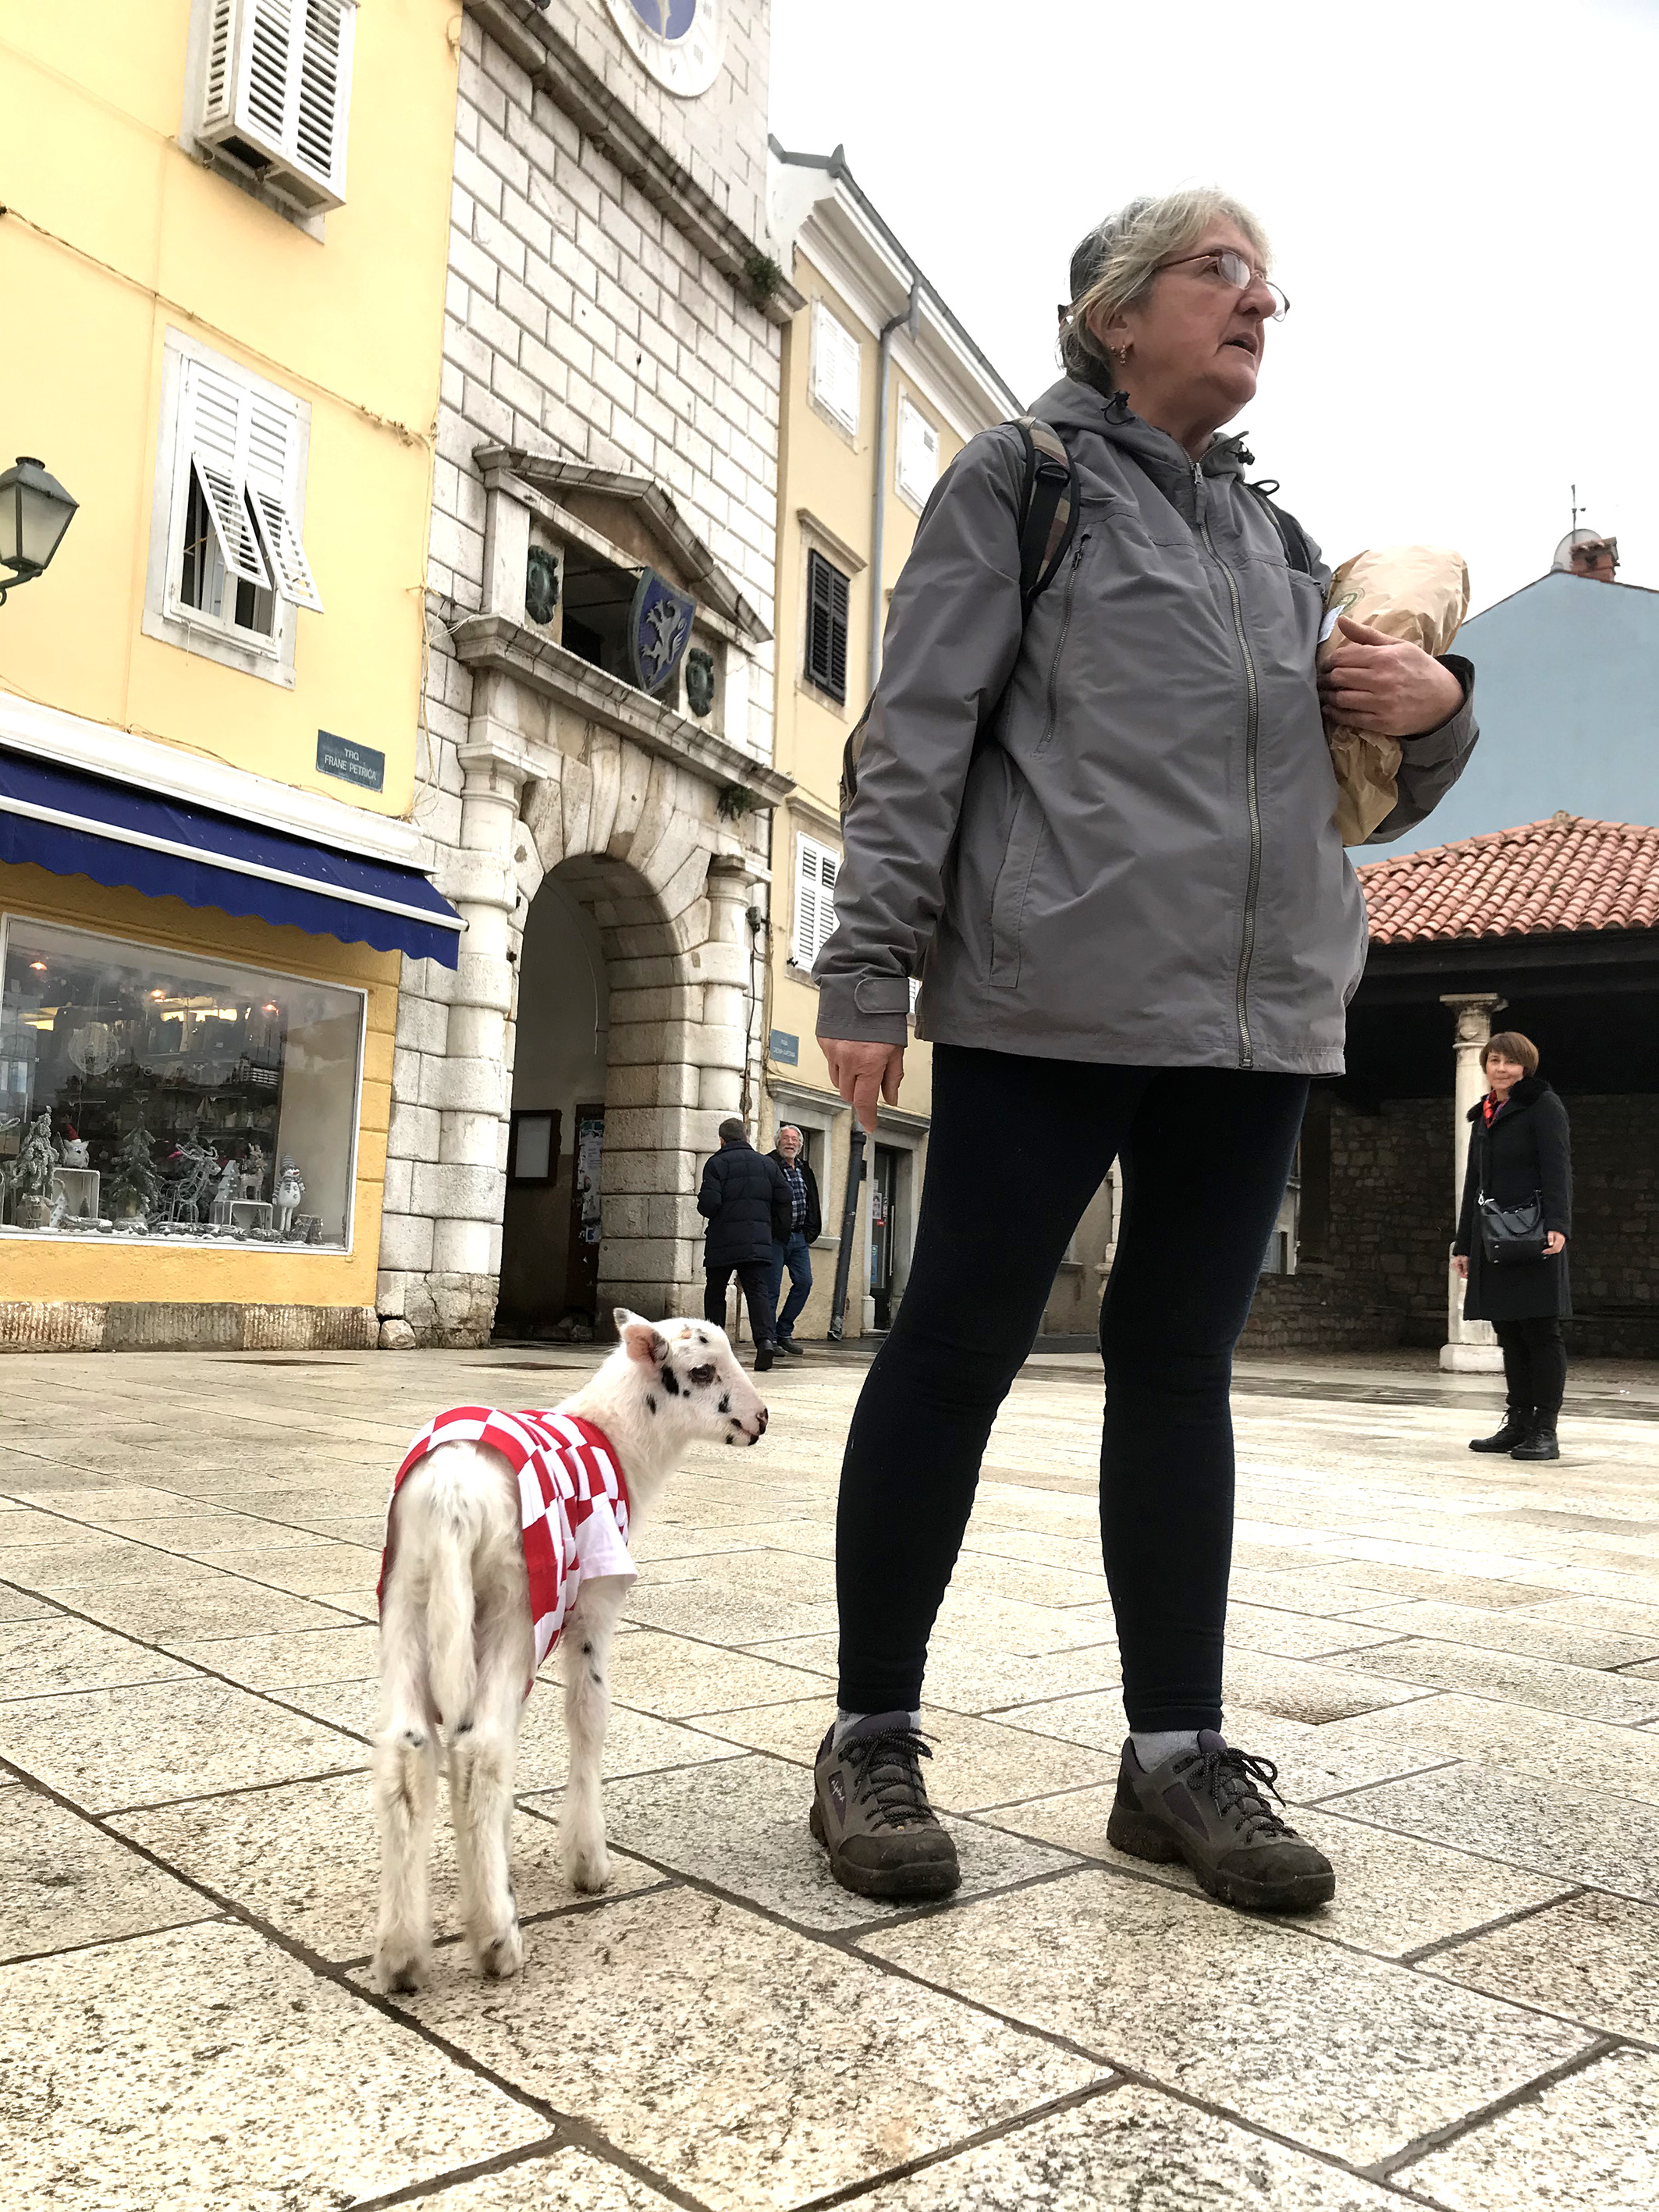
[835,1045,1309,1731]
[1496,1317,1566,1422]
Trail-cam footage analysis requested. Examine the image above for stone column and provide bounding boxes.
[599,856,758,1324]
[415,688,533,1345]
[1439,992,1506,1373]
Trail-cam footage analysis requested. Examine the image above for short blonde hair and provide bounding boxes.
[1059,188,1272,382]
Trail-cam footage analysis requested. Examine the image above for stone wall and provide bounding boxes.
[1241,1090,1659,1359]
[1561,1093,1659,1358]
[378,4,783,1347]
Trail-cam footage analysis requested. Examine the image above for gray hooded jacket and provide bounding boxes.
[814,375,1476,1074]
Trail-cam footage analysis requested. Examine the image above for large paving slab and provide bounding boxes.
[0,1919,547,2206]
[859,1869,1590,2168]
[0,1340,1656,2209]
[372,1884,1104,2210]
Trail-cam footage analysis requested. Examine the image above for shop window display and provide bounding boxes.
[0,918,363,1248]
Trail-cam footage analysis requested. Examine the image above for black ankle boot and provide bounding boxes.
[1470,1410,1530,1453]
[1512,1417,1561,1461]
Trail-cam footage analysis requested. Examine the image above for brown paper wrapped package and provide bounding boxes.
[1320,545,1470,844]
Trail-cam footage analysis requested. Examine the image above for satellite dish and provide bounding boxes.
[1552,527,1618,573]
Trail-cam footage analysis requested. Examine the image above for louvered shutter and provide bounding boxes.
[293,0,353,198]
[245,391,324,611]
[180,360,272,591]
[806,550,849,702]
[198,0,353,211]
[794,836,840,968]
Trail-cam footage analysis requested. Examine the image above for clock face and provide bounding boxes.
[606,0,727,98]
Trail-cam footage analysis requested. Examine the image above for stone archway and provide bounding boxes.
[376,682,761,1347]
[513,741,756,1323]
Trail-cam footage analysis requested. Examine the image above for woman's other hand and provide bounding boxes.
[823,1039,904,1135]
[1545,1230,1566,1255]
[1454,1254,1469,1279]
[1319,616,1465,737]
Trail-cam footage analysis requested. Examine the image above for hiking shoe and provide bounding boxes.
[1107,1731,1334,1912]
[810,1714,960,1900]
[1512,1422,1560,1461]
[776,1336,805,1357]
[1471,1413,1530,1453]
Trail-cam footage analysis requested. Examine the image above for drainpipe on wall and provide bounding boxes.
[828,279,920,1341]
[867,279,922,696]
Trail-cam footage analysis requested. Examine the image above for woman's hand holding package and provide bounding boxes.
[1317,615,1465,737]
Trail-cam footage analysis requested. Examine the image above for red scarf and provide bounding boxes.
[1480,1089,1508,1127]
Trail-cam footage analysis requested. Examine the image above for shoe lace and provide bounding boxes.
[1176,1744,1295,1845]
[846,1727,938,1830]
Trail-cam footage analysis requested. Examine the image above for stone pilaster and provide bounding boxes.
[599,854,757,1319]
[1440,992,1507,1373]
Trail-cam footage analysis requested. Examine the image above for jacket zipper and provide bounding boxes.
[1194,463,1261,1067]
[1037,533,1089,751]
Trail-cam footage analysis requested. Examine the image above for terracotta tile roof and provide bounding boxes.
[1357,814,1659,945]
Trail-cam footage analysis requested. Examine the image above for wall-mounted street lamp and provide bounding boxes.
[0,456,78,608]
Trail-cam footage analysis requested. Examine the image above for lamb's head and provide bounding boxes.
[614,1309,768,1446]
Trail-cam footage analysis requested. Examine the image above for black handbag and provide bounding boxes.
[1477,1191,1547,1266]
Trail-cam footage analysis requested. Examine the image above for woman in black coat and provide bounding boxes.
[1453,1031,1572,1461]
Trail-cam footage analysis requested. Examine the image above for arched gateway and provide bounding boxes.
[376,451,789,1348]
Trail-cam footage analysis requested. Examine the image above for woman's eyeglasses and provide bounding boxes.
[1160,250,1289,321]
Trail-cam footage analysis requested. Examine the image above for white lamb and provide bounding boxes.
[370,1309,768,1992]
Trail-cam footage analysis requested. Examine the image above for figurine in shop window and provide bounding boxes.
[273,1156,305,1235]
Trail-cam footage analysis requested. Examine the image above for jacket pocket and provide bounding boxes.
[988,782,1046,989]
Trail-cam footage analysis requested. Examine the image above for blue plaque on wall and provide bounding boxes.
[769,1028,799,1066]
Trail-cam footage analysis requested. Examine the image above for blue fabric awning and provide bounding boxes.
[0,747,462,968]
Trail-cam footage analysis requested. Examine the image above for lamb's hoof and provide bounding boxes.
[476,1921,524,1980]
[370,1944,427,1995]
[566,1845,609,1894]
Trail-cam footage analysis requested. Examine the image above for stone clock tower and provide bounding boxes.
[378,0,798,1347]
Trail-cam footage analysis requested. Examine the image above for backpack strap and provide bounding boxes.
[1243,478,1315,577]
[840,418,1078,818]
[1012,416,1079,606]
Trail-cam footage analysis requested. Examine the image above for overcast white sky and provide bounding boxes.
[769,0,1657,615]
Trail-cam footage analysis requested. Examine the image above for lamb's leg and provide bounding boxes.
[449,1601,528,1980]
[370,1571,439,1994]
[561,1579,626,1893]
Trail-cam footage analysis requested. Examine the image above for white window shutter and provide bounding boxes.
[812,304,861,435]
[291,0,353,204]
[793,837,819,967]
[242,0,296,149]
[794,836,841,968]
[897,398,940,506]
[182,360,272,591]
[245,392,324,612]
[201,0,240,130]
[199,0,353,211]
[816,847,839,960]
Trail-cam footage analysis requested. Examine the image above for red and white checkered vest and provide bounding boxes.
[378,1406,634,1693]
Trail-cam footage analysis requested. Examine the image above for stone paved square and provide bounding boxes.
[2,1342,1657,2210]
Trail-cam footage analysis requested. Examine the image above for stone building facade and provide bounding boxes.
[376,0,798,1347]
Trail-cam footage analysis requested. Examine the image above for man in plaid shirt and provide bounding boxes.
[766,1124,822,1356]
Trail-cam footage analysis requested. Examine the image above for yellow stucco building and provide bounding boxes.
[0,1,460,1348]
[762,146,1021,1339]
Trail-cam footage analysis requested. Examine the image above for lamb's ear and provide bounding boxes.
[616,1311,667,1368]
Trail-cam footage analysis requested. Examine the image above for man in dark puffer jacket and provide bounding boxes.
[699,1117,793,1372]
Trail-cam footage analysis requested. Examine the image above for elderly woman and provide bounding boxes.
[1455,1031,1572,1461]
[808,189,1477,1912]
